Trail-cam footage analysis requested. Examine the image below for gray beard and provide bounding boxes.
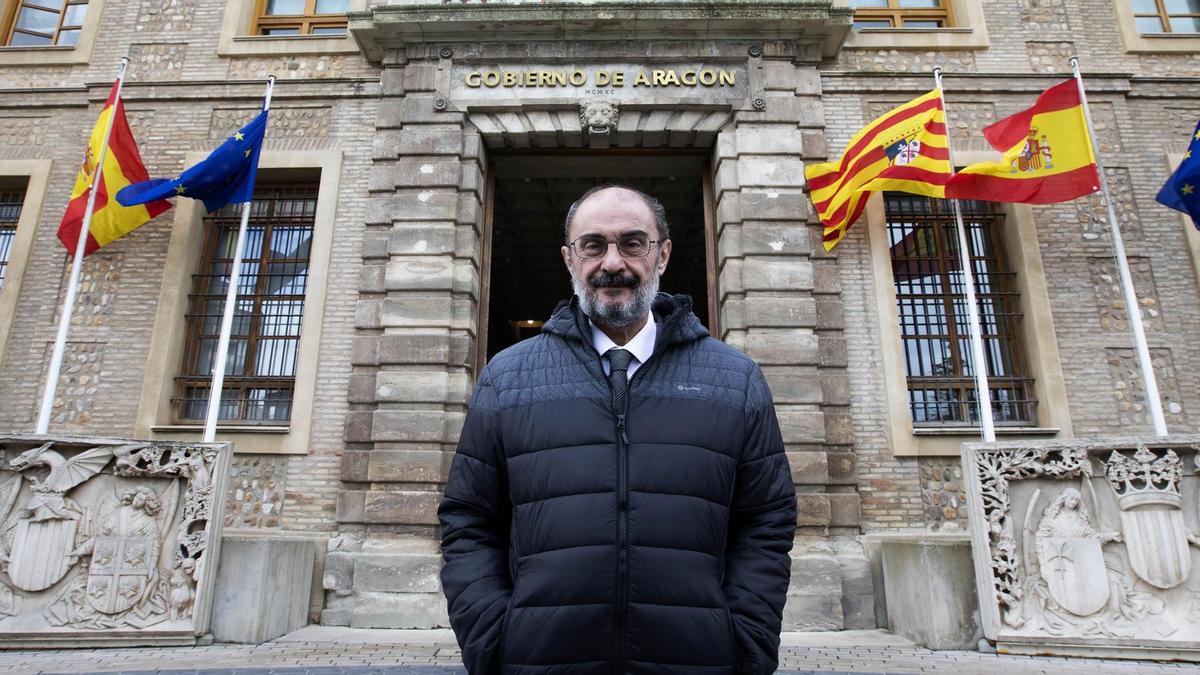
[572,271,660,330]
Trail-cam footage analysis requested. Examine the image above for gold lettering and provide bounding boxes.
[681,70,697,86]
[719,69,735,86]
[551,71,567,87]
[465,72,481,87]
[595,70,610,86]
[482,71,500,87]
[634,70,651,86]
[661,70,681,86]
[612,71,625,86]
[569,70,587,86]
[653,70,667,86]
[698,69,717,86]
[503,71,517,87]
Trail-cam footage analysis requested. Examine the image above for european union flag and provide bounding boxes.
[1156,117,1200,231]
[117,110,268,213]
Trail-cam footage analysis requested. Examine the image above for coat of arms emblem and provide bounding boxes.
[1106,446,1192,589]
[1011,126,1054,174]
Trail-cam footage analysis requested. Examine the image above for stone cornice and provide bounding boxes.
[349,1,852,62]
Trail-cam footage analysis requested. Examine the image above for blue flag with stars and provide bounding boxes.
[117,110,268,213]
[1156,116,1200,231]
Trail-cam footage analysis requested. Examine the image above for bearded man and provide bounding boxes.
[438,185,797,674]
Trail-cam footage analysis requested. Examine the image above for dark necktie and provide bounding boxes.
[607,348,634,412]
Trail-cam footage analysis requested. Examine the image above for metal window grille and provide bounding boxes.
[3,0,89,47]
[885,193,1037,426]
[1132,0,1200,34]
[173,183,316,425]
[849,0,952,28]
[0,188,22,290]
[252,0,349,36]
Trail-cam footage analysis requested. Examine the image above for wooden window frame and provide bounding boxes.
[852,0,953,27]
[885,193,1037,427]
[251,0,348,36]
[0,185,22,290]
[1133,0,1200,33]
[2,0,89,47]
[173,182,317,426]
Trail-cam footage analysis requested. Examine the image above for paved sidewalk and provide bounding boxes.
[0,629,1194,674]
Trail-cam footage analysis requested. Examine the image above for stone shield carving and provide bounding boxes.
[1036,537,1108,616]
[0,435,230,647]
[86,535,155,615]
[964,436,1200,661]
[1107,447,1191,589]
[1117,509,1190,590]
[8,519,78,592]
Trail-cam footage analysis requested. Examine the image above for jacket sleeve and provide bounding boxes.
[723,365,797,675]
[439,369,513,675]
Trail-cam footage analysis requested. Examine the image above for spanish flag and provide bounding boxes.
[805,90,951,251]
[57,82,171,257]
[945,79,1100,204]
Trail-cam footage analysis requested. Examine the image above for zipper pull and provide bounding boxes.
[617,414,629,445]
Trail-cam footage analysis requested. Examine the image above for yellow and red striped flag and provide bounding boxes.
[945,79,1099,204]
[57,82,171,256]
[805,90,951,251]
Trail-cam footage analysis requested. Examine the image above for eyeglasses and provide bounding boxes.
[568,234,659,259]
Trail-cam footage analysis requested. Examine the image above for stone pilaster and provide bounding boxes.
[328,50,481,628]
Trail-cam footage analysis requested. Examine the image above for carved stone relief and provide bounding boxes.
[579,100,619,134]
[965,437,1200,659]
[0,435,230,645]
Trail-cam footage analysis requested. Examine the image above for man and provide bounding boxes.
[438,185,797,674]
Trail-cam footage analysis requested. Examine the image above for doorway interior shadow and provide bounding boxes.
[483,152,714,363]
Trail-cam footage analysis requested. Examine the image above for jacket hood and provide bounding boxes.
[543,292,709,354]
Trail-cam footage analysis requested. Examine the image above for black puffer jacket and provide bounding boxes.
[439,293,796,674]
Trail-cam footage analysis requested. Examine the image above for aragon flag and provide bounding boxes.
[57,82,171,257]
[945,79,1100,204]
[805,90,951,251]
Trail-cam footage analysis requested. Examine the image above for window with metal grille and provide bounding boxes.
[850,0,952,27]
[3,0,89,46]
[174,182,316,425]
[1133,0,1200,33]
[0,186,21,290]
[886,193,1036,426]
[252,0,349,35]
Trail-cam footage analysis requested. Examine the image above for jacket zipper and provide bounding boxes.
[614,411,628,674]
[612,356,657,675]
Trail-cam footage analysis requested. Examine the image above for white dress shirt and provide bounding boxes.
[590,312,656,381]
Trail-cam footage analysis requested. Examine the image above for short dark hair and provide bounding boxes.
[563,184,670,244]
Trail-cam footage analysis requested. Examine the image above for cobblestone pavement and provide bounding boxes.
[0,630,1195,674]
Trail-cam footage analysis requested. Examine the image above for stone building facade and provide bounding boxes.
[0,0,1196,634]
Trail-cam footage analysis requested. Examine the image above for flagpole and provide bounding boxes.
[1070,57,1167,437]
[933,67,996,443]
[35,57,130,434]
[203,75,275,443]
